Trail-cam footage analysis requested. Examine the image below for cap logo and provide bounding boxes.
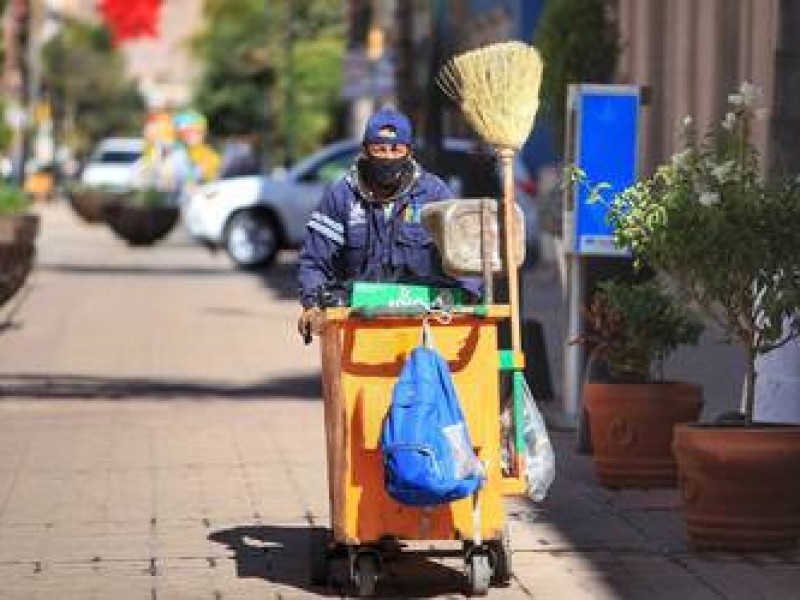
[378,126,397,139]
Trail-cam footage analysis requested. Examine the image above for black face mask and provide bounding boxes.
[361,156,409,188]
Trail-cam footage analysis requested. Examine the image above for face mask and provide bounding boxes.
[361,156,409,187]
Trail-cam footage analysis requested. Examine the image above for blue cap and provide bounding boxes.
[363,108,413,146]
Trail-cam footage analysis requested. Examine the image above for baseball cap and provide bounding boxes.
[363,108,413,146]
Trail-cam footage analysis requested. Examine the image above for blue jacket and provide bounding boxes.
[298,161,464,307]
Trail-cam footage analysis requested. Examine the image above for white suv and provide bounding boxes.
[80,137,145,189]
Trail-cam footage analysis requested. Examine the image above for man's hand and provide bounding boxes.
[297,306,323,344]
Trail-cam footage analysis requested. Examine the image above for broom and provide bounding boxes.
[437,41,543,360]
[438,42,544,485]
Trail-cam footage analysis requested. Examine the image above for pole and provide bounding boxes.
[283,1,295,168]
[499,148,522,356]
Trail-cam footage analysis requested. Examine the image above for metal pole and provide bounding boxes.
[283,1,295,168]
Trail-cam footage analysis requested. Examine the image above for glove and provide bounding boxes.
[297,306,323,343]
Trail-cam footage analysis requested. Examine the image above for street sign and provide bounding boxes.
[568,85,640,256]
[562,84,642,426]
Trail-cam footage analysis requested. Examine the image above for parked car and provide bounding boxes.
[182,138,540,269]
[80,137,145,189]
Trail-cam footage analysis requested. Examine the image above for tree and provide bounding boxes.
[534,0,618,152]
[191,0,344,166]
[41,20,145,157]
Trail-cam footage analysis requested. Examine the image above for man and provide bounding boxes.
[297,107,469,338]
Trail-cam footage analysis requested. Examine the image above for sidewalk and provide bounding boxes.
[0,203,795,598]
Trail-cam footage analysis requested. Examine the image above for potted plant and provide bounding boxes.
[577,279,704,489]
[67,183,125,224]
[102,187,180,246]
[0,184,39,305]
[607,82,800,550]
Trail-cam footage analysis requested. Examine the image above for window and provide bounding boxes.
[298,149,358,184]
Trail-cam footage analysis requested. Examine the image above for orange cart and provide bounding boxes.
[311,303,526,596]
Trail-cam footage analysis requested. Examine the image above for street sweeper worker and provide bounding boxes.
[297,107,475,339]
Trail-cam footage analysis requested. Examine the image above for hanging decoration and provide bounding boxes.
[97,0,162,45]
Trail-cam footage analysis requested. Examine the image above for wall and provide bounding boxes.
[615,0,779,174]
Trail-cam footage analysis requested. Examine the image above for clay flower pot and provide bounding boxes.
[673,423,800,551]
[585,381,702,488]
[102,201,180,246]
[67,186,117,223]
[0,213,39,306]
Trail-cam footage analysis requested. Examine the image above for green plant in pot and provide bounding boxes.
[0,183,38,306]
[103,186,179,246]
[607,82,800,550]
[577,279,704,489]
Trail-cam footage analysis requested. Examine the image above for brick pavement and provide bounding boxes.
[0,203,796,599]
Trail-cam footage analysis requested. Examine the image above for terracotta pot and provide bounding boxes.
[102,202,179,246]
[68,187,115,223]
[0,214,38,306]
[0,213,39,245]
[584,381,703,489]
[674,423,800,550]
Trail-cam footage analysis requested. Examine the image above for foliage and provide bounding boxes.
[0,184,31,215]
[606,83,800,424]
[534,0,618,152]
[128,187,168,208]
[191,0,344,165]
[41,20,145,157]
[579,280,703,382]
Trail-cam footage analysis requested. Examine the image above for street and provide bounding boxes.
[0,203,797,599]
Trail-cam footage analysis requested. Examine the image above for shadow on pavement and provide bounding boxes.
[0,372,322,400]
[253,254,298,301]
[38,262,240,277]
[209,524,470,598]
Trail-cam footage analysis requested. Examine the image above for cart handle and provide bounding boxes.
[350,305,491,320]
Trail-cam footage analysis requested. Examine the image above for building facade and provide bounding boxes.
[615,0,800,176]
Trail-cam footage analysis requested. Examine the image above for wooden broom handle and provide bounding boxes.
[499,148,522,356]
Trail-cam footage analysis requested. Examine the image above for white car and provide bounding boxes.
[80,137,145,189]
[183,138,540,269]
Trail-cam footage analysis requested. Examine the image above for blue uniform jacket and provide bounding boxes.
[297,162,466,308]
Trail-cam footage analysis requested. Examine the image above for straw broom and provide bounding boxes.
[437,41,544,359]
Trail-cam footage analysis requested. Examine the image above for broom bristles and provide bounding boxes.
[437,41,544,151]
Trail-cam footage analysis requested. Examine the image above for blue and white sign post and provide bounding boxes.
[563,84,641,423]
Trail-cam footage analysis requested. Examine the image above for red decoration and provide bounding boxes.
[98,0,162,45]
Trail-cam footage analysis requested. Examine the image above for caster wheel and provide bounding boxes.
[309,527,330,586]
[488,528,513,585]
[353,552,379,597]
[466,551,491,596]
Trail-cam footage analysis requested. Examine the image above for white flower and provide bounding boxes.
[722,112,737,130]
[711,160,736,183]
[682,115,693,128]
[728,93,743,106]
[671,148,692,168]
[698,191,721,206]
[739,81,762,108]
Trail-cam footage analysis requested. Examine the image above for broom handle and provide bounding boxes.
[499,148,522,356]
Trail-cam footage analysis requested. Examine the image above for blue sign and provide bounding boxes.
[572,86,640,255]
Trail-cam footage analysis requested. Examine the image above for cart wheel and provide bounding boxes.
[466,551,491,596]
[309,527,330,586]
[488,527,513,585]
[353,552,380,597]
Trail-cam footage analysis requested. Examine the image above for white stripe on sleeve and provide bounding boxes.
[311,211,344,235]
[307,219,345,245]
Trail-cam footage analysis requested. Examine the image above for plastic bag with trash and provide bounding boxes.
[500,375,555,501]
